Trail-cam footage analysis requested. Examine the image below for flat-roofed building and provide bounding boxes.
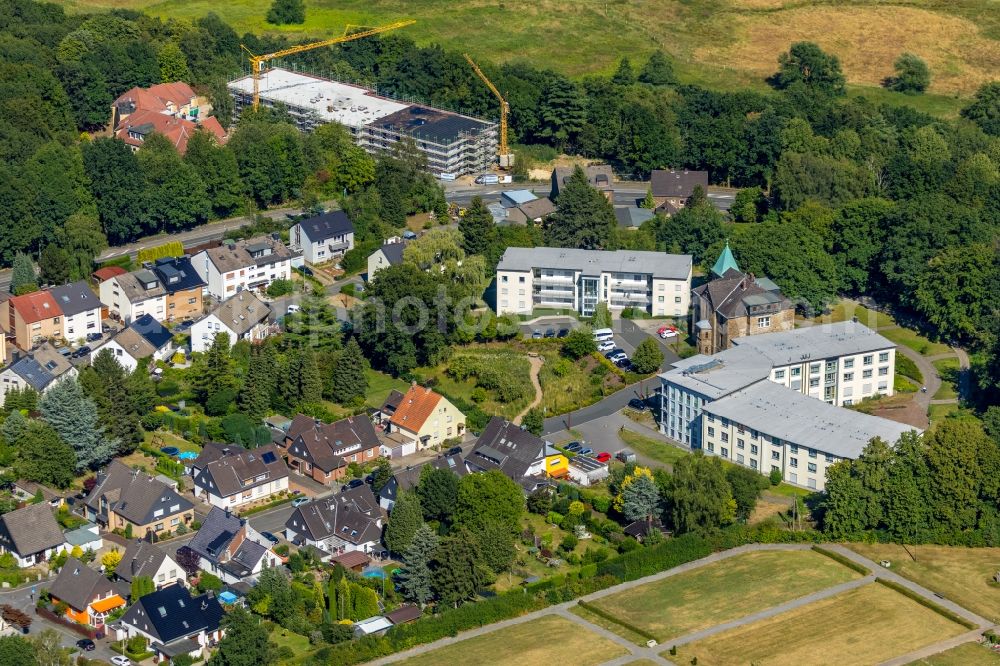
[228,68,496,176]
[495,247,691,318]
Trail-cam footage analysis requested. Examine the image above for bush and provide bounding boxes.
[547,511,564,526]
[266,0,305,25]
[266,279,294,298]
[769,468,782,486]
[896,354,924,384]
[591,495,611,514]
[577,600,658,642]
[558,534,578,554]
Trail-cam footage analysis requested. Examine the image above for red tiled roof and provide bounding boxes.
[115,109,226,155]
[9,291,61,324]
[390,385,443,433]
[92,266,127,282]
[146,82,196,107]
[115,82,195,113]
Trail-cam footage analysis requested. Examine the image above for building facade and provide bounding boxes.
[48,281,102,342]
[495,247,692,317]
[389,385,466,450]
[191,236,295,300]
[190,291,272,353]
[190,442,289,509]
[290,211,355,264]
[3,290,63,349]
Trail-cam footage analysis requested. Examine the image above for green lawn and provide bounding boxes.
[932,357,961,401]
[910,642,1000,665]
[929,403,960,423]
[586,549,862,643]
[269,627,314,665]
[879,327,952,357]
[143,430,201,454]
[364,369,409,408]
[810,301,896,329]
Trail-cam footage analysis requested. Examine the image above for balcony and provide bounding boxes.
[327,240,350,253]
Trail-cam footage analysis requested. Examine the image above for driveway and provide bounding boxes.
[542,375,660,435]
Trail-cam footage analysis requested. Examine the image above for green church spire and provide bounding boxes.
[710,240,740,278]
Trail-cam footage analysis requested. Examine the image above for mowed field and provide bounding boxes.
[674,582,967,666]
[394,614,627,666]
[910,642,1000,666]
[583,549,861,642]
[847,542,1000,623]
[50,0,1000,110]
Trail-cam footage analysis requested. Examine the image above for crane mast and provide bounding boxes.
[464,53,514,169]
[241,20,416,111]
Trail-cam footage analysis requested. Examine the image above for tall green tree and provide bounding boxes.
[544,166,615,249]
[157,42,190,82]
[207,606,274,666]
[914,244,998,346]
[432,532,487,607]
[329,338,368,405]
[654,195,725,266]
[0,635,36,666]
[924,420,988,532]
[670,453,735,533]
[398,523,438,606]
[561,326,597,360]
[725,465,767,523]
[38,245,69,285]
[17,421,76,489]
[80,350,144,452]
[9,252,36,295]
[590,302,612,329]
[620,472,661,523]
[457,196,496,258]
[191,333,237,406]
[38,378,117,472]
[454,470,524,535]
[54,213,108,282]
[960,82,1000,136]
[384,490,423,555]
[886,53,930,94]
[631,338,664,374]
[130,576,155,600]
[611,57,635,86]
[283,345,323,408]
[266,0,305,25]
[638,50,675,86]
[537,77,586,150]
[239,344,275,419]
[771,41,846,99]
[351,584,379,620]
[521,408,543,436]
[184,131,245,217]
[138,134,211,234]
[82,137,146,244]
[417,465,459,524]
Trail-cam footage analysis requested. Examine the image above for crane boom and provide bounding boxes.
[464,53,513,168]
[242,20,416,110]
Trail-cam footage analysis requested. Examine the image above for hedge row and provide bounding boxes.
[811,546,871,575]
[577,600,658,642]
[874,578,977,630]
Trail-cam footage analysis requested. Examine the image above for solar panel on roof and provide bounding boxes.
[261,452,276,464]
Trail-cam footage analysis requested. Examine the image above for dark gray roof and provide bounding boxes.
[692,271,792,320]
[9,356,57,391]
[614,207,655,229]
[518,197,556,220]
[84,461,193,526]
[187,507,244,563]
[47,558,117,612]
[376,105,492,144]
[378,453,466,505]
[298,211,354,242]
[650,169,708,198]
[131,314,173,349]
[115,541,170,584]
[48,281,101,317]
[0,502,64,557]
[220,539,268,579]
[151,256,205,294]
[286,487,381,545]
[552,165,613,193]
[192,442,287,499]
[119,584,223,644]
[378,242,406,266]
[466,416,545,480]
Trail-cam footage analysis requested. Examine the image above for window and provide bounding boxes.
[771,451,780,460]
[154,523,164,532]
[707,427,715,437]
[809,378,819,388]
[757,316,771,328]
[158,573,165,582]
[750,444,759,455]
[863,369,873,378]
[863,355,873,366]
[750,459,758,470]
[808,478,817,490]
[879,352,889,363]
[707,413,715,423]
[737,439,745,449]
[789,444,798,453]
[826,454,835,463]
[844,359,854,369]
[809,449,817,459]
[878,367,889,376]
[843,372,854,382]
[790,457,798,468]
[658,296,664,303]
[721,447,729,458]
[675,296,682,303]
[771,465,780,474]
[810,363,821,374]
[789,473,797,484]
[808,463,817,473]
[774,369,786,380]
[707,442,715,452]
[791,368,801,377]
[737,454,744,463]
[721,432,729,443]
[170,517,179,526]
[518,276,525,284]
[501,275,508,283]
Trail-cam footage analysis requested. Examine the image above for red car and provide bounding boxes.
[595,452,612,464]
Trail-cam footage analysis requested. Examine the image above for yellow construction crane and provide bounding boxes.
[464,53,514,169]
[241,20,416,111]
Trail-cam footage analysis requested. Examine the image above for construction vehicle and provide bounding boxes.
[464,53,514,169]
[241,20,416,111]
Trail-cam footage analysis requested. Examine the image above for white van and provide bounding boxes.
[593,328,614,343]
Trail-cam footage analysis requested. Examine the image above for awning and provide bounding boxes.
[90,595,126,613]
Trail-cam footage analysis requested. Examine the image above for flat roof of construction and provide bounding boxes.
[228,68,408,128]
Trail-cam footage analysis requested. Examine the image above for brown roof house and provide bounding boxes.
[111,82,226,155]
[115,540,185,590]
[187,506,281,585]
[506,197,557,225]
[284,485,383,556]
[692,243,794,355]
[650,169,708,214]
[191,235,297,300]
[388,384,465,452]
[0,502,67,567]
[47,557,126,630]
[189,291,272,354]
[551,165,614,201]
[83,461,195,539]
[2,289,63,350]
[190,442,289,510]
[281,414,383,485]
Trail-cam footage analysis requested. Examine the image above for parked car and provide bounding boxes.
[341,479,365,492]
[609,352,628,364]
[597,340,616,352]
[446,446,463,456]
[658,325,679,339]
[291,497,310,507]
[531,329,543,339]
[111,657,132,666]
[159,446,180,457]
[595,452,612,464]
[58,346,72,357]
[474,173,500,185]
[296,265,314,277]
[615,358,632,370]
[174,319,194,332]
[616,450,637,463]
[286,304,301,315]
[564,442,583,453]
[544,328,556,338]
[604,348,625,359]
[260,531,280,544]
[579,447,594,456]
[402,230,418,240]
[76,639,95,652]
[85,332,102,342]
[71,346,91,359]
[628,398,647,411]
[557,328,570,338]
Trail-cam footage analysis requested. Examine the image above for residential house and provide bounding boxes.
[47,557,126,630]
[11,479,63,509]
[650,169,708,211]
[190,291,272,353]
[551,164,613,201]
[692,244,795,355]
[2,289,63,349]
[466,417,568,490]
[506,197,556,225]
[290,211,355,264]
[388,384,466,451]
[187,507,281,584]
[115,541,185,590]
[284,485,383,555]
[499,189,538,209]
[48,281,102,342]
[0,502,66,567]
[567,455,609,487]
[100,257,205,325]
[366,240,406,281]
[495,247,692,317]
[700,379,918,490]
[373,389,405,428]
[83,461,195,539]
[111,82,226,155]
[623,518,670,543]
[151,257,206,322]
[115,584,225,663]
[613,206,655,230]
[91,314,174,373]
[281,414,382,485]
[63,523,103,554]
[190,442,289,509]
[191,235,296,300]
[377,453,466,512]
[0,343,77,407]
[660,322,897,450]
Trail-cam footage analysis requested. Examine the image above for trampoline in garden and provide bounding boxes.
[218,591,238,605]
[177,451,198,461]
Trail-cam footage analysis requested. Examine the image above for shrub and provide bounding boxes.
[547,511,564,525]
[559,534,578,554]
[591,496,611,514]
[896,354,923,384]
[266,279,294,298]
[769,468,782,486]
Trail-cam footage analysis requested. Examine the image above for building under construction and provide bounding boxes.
[228,67,497,176]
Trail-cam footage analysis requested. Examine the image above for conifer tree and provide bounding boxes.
[38,378,118,472]
[398,523,439,606]
[9,252,37,295]
[544,166,616,249]
[329,338,368,405]
[384,491,423,555]
[457,196,496,257]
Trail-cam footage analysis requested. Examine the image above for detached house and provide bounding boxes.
[290,210,355,264]
[47,557,126,630]
[92,314,174,373]
[281,414,382,485]
[366,240,406,281]
[111,82,227,155]
[0,502,67,567]
[551,164,614,201]
[83,461,194,539]
[190,291,272,353]
[191,235,296,300]
[48,281,102,342]
[2,289,63,350]
[0,342,77,407]
[187,507,281,584]
[466,416,568,491]
[650,169,709,213]
[116,584,225,663]
[285,485,383,555]
[190,442,289,509]
[115,541,185,591]
[388,384,465,451]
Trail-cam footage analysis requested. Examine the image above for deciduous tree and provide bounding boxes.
[417,465,459,524]
[207,606,273,666]
[454,470,524,535]
[630,338,664,374]
[886,53,930,94]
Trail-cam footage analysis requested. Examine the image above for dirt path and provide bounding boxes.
[513,354,544,425]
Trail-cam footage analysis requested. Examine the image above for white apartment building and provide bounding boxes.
[191,235,296,300]
[48,281,102,342]
[660,322,896,450]
[495,247,692,317]
[290,211,354,265]
[100,269,166,324]
[700,380,918,490]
